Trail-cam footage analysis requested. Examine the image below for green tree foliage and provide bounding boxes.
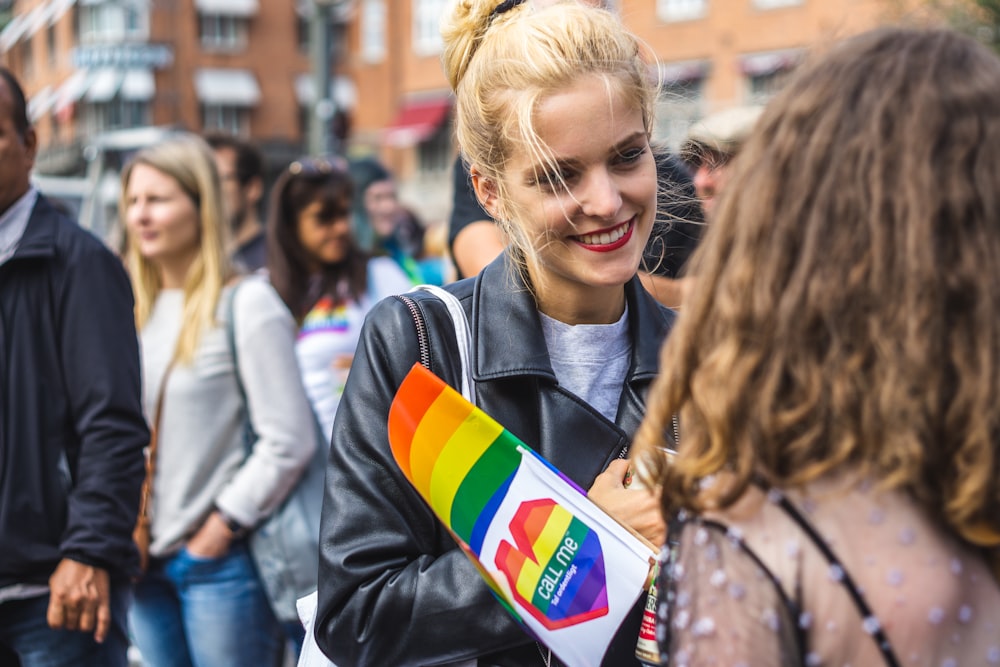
[931,0,1000,51]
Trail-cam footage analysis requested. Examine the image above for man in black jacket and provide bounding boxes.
[0,67,148,666]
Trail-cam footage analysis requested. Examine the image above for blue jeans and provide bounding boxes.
[129,542,283,667]
[0,582,131,667]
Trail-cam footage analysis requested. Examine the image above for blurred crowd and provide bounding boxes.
[1,0,998,665]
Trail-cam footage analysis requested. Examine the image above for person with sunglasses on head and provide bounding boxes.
[266,157,413,442]
[121,134,319,667]
[313,1,673,664]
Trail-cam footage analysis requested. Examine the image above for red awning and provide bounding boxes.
[383,97,452,147]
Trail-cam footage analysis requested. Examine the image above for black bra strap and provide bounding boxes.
[771,489,901,667]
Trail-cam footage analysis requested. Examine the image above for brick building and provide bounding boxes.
[0,0,353,175]
[0,0,930,228]
[340,0,927,223]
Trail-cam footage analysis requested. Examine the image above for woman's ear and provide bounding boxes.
[470,166,501,220]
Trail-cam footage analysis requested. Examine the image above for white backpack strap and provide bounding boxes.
[412,284,474,404]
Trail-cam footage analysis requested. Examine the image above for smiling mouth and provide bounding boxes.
[572,219,634,251]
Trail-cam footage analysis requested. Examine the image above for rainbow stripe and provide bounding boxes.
[298,296,349,339]
[388,363,610,630]
[388,362,520,553]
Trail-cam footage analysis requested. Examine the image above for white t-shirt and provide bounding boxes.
[296,257,413,441]
[539,305,631,422]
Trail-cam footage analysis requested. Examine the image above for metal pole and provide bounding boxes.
[309,0,335,156]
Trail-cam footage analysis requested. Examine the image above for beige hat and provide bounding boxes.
[682,105,765,160]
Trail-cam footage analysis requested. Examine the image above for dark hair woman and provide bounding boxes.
[267,157,412,441]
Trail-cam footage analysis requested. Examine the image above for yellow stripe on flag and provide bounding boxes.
[514,505,572,601]
[534,505,573,566]
[429,410,504,524]
[410,391,475,499]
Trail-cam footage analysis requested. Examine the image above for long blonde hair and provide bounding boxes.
[634,27,1000,574]
[441,0,656,282]
[122,134,232,364]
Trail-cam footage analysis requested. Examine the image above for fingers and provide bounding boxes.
[588,460,667,548]
[46,596,64,629]
[94,600,112,644]
[46,559,112,642]
[604,458,630,481]
[591,459,630,493]
[49,586,99,632]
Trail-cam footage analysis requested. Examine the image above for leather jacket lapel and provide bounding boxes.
[472,256,555,381]
[466,253,676,489]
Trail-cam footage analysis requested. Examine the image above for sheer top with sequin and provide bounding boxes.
[654,476,1000,667]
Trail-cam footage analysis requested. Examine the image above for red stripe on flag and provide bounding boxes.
[388,363,447,482]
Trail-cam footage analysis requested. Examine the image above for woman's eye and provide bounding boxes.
[542,170,580,192]
[616,146,647,166]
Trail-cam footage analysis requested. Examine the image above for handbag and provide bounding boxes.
[225,280,328,623]
[133,360,175,575]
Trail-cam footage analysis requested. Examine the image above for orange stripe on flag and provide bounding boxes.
[388,363,447,482]
[409,380,476,499]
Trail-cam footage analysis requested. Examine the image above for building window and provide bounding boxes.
[84,98,149,134]
[299,103,310,149]
[653,61,709,150]
[654,77,705,151]
[361,0,386,63]
[741,50,801,104]
[200,14,247,51]
[21,41,33,79]
[418,123,451,174]
[202,104,249,136]
[657,0,706,22]
[79,3,148,44]
[47,25,57,66]
[298,15,310,53]
[413,0,448,56]
[125,6,148,39]
[747,69,791,103]
[753,0,802,8]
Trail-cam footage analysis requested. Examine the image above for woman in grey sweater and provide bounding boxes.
[121,134,318,667]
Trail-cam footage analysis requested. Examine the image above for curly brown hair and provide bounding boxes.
[634,27,1000,574]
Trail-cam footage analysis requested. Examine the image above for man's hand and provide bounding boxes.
[588,459,666,548]
[46,558,111,643]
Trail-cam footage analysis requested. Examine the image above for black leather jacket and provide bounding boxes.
[316,254,676,666]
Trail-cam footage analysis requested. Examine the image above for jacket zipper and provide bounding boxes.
[395,295,431,370]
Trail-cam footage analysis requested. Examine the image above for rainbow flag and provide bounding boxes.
[388,363,655,667]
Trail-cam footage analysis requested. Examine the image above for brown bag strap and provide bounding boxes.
[136,360,176,531]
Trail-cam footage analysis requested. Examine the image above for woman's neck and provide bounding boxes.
[157,252,197,290]
[529,267,628,325]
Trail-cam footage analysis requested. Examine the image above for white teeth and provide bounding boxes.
[578,222,627,246]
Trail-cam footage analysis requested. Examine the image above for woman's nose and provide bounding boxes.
[579,169,622,219]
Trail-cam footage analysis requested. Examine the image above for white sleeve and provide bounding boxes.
[368,256,415,301]
[214,277,319,526]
